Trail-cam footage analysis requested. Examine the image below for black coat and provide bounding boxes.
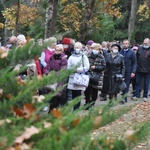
[88,52,106,89]
[136,46,150,73]
[104,53,125,77]
[102,53,125,95]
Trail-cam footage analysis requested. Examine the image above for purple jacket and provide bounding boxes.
[48,53,67,71]
[48,53,68,97]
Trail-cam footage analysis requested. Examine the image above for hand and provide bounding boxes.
[131,73,135,78]
[91,66,95,70]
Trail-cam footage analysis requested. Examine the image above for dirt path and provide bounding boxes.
[91,101,150,150]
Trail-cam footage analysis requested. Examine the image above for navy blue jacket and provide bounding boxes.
[120,49,137,73]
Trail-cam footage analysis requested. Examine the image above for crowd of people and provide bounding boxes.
[0,35,150,112]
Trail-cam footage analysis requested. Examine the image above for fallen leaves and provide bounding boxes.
[72,118,80,127]
[15,126,40,144]
[50,109,62,118]
[123,129,137,145]
[43,121,52,128]
[7,142,33,150]
[93,116,102,129]
[16,76,26,86]
[0,119,12,126]
[12,103,38,119]
[32,95,45,103]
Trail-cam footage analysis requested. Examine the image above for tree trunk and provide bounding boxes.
[44,0,53,39]
[14,0,20,36]
[49,0,58,37]
[128,0,137,42]
[79,0,96,40]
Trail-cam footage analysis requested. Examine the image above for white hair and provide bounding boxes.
[74,42,82,49]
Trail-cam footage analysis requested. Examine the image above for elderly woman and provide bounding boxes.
[40,37,57,75]
[47,44,68,110]
[101,44,125,100]
[84,43,106,109]
[67,42,90,110]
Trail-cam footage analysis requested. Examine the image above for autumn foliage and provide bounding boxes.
[2,4,41,30]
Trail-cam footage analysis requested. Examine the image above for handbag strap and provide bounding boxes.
[81,55,86,74]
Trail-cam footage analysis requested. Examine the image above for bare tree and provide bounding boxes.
[128,0,137,42]
[14,0,20,36]
[49,0,58,37]
[79,0,96,40]
[44,0,58,38]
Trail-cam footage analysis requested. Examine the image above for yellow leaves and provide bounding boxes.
[101,0,121,18]
[0,23,4,29]
[61,0,68,4]
[2,4,41,30]
[138,3,150,21]
[60,2,82,33]
[15,126,40,144]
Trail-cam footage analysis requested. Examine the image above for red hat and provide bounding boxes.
[62,38,71,45]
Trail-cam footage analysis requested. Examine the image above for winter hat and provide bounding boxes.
[111,44,121,51]
[87,40,94,46]
[62,37,71,45]
[80,41,86,46]
[132,46,138,51]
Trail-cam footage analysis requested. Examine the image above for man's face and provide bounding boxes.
[143,39,150,46]
[122,40,130,49]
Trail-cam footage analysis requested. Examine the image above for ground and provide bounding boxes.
[82,86,150,150]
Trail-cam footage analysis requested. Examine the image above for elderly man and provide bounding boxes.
[132,38,150,102]
[120,39,137,104]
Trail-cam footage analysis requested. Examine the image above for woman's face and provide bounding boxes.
[92,46,100,52]
[74,45,82,51]
[55,46,62,54]
[111,46,119,51]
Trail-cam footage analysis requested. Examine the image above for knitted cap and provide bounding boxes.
[62,38,71,45]
[87,40,94,46]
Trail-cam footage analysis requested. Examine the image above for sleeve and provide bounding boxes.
[77,55,90,73]
[40,52,47,67]
[94,55,106,72]
[121,56,125,77]
[67,56,72,69]
[61,58,68,70]
[131,51,137,73]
